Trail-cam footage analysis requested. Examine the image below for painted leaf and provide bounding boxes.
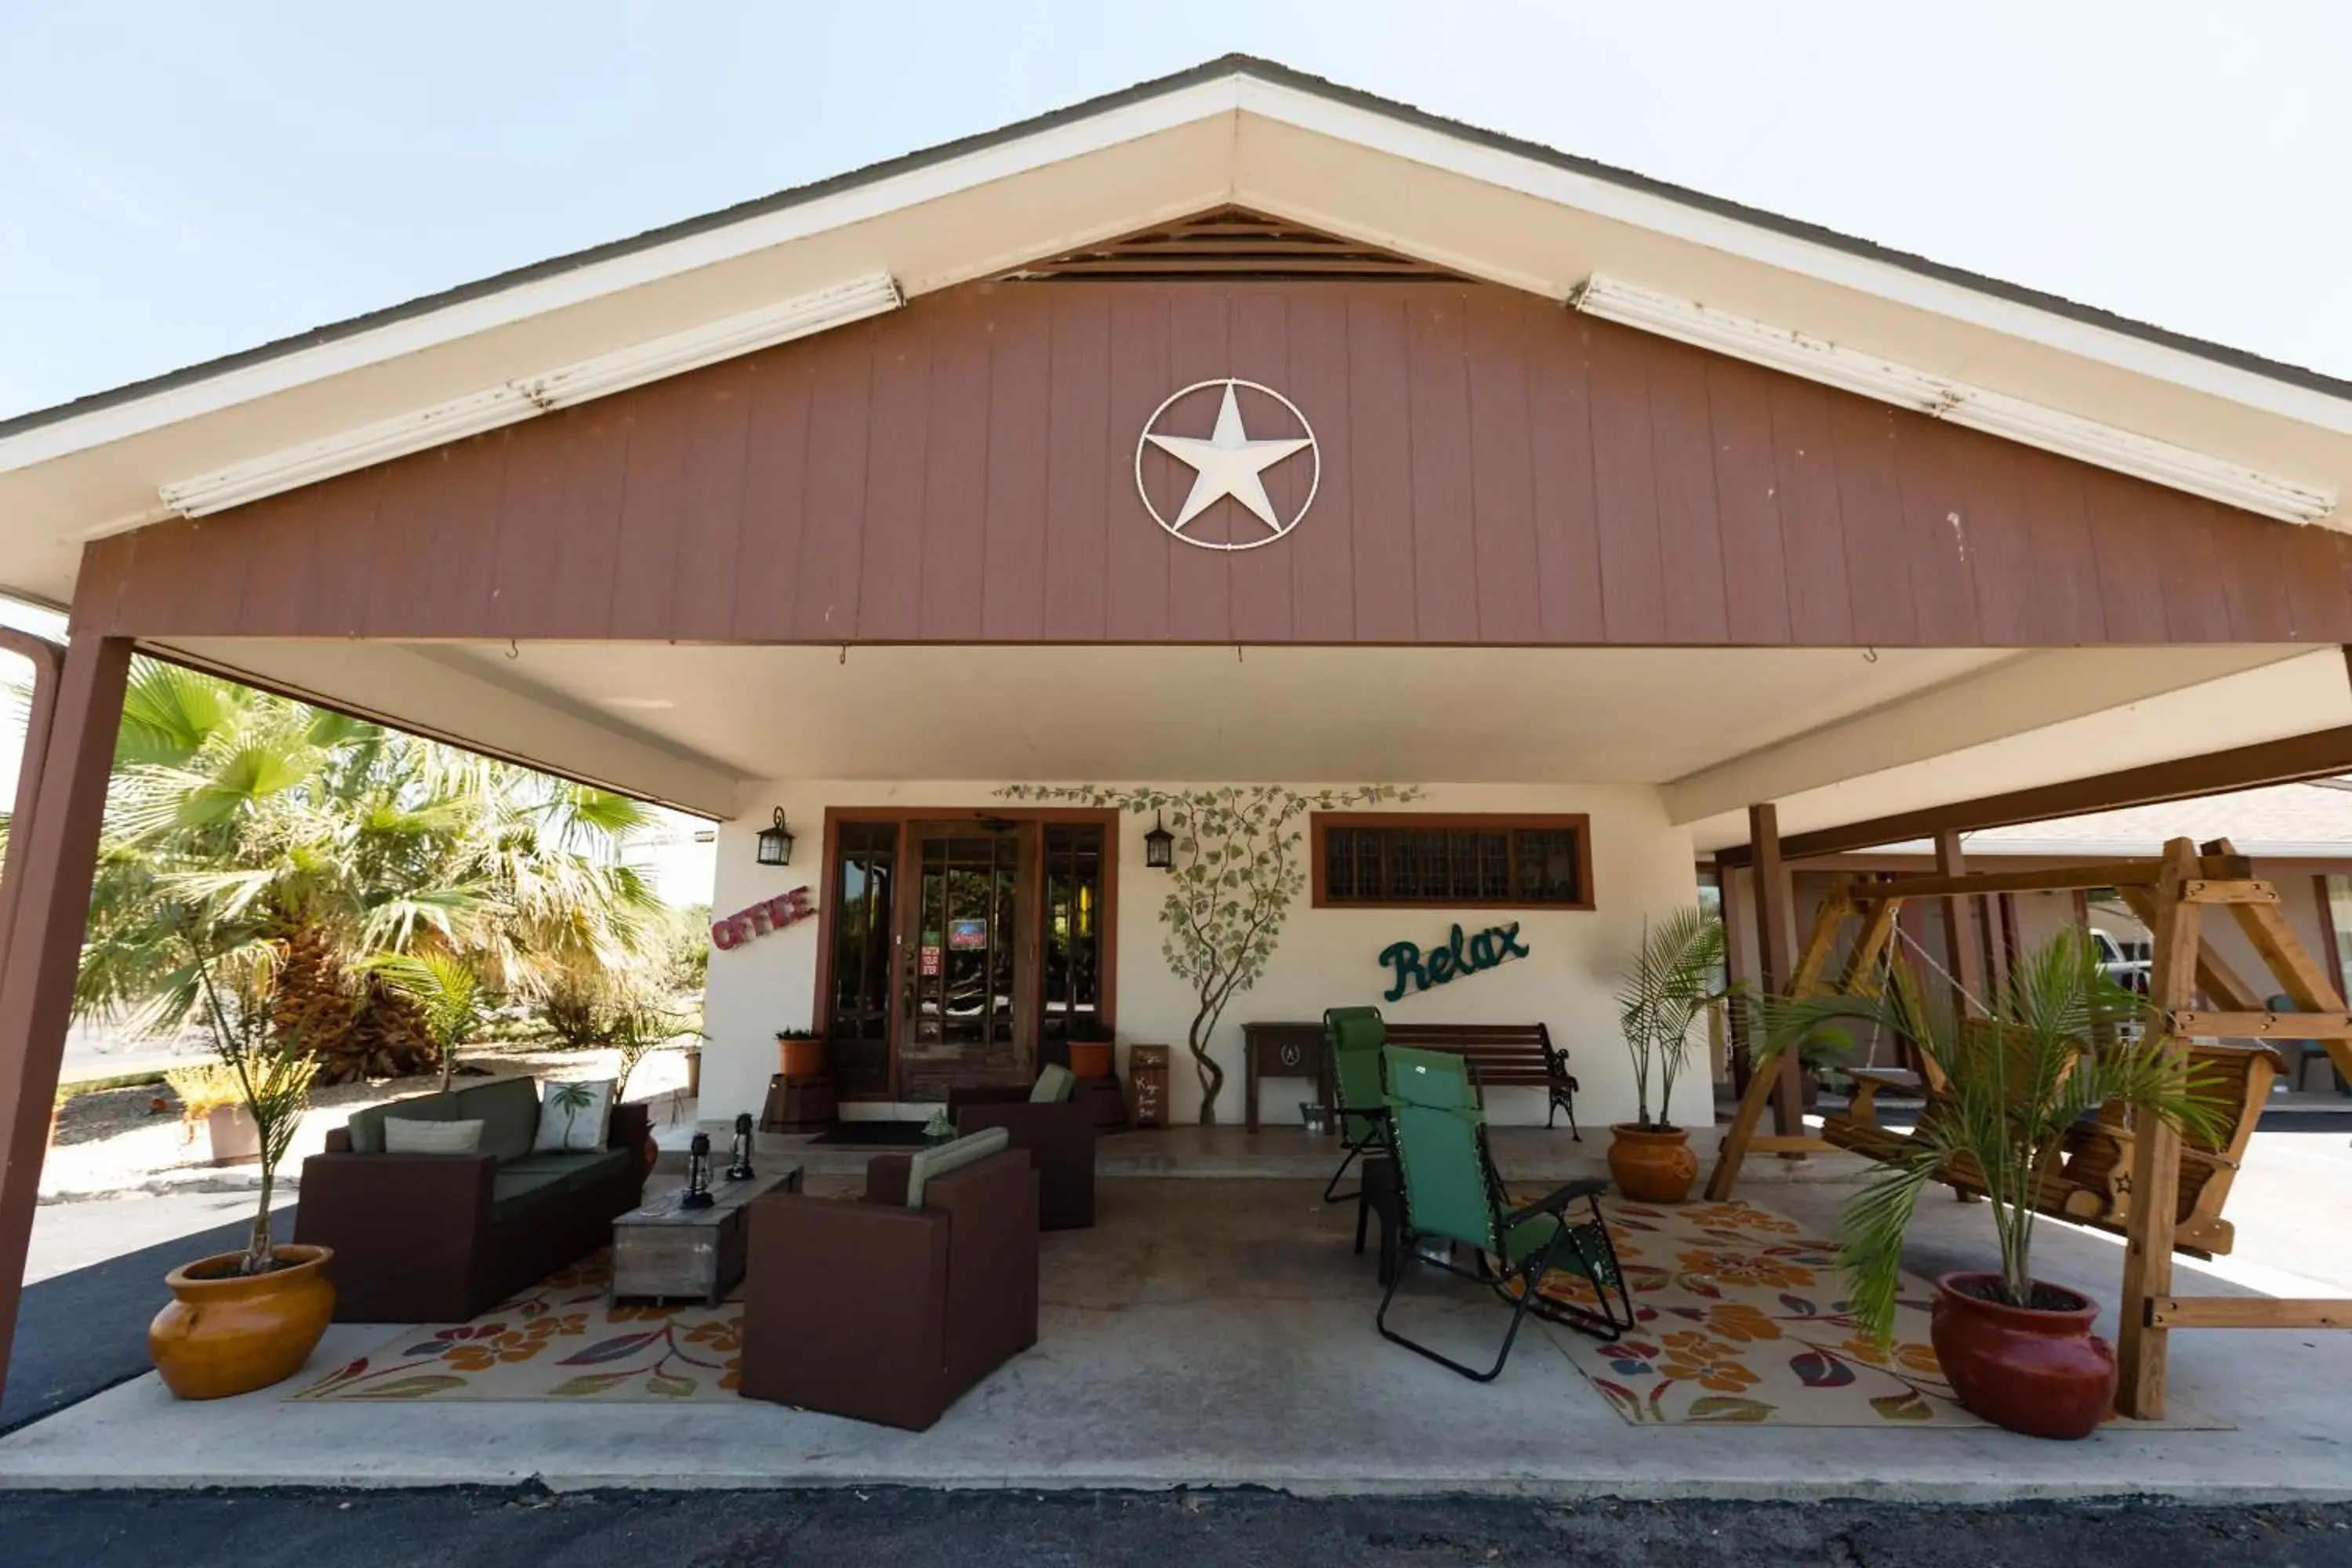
[556,1330,662,1366]
[347,1374,469,1399]
[1871,1390,1935,1422]
[1684,1396,1775,1424]
[1790,1349,1856,1388]
[546,1371,637,1398]
[646,1371,698,1399]
[1778,1293,1817,1318]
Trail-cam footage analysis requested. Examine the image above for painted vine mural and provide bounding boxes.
[1000,782,1417,1123]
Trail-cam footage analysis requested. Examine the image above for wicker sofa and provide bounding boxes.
[292,1076,648,1323]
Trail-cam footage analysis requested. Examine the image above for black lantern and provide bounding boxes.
[1143,810,1174,870]
[681,1132,715,1209]
[727,1112,756,1182]
[755,808,795,866]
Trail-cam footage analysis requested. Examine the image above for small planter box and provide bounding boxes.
[204,1105,261,1167]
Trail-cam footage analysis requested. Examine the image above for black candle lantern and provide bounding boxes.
[727,1112,756,1182]
[755,808,795,866]
[1143,810,1174,870]
[681,1132,715,1209]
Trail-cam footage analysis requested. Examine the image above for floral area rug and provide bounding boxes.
[1513,1196,2220,1429]
[289,1251,740,1403]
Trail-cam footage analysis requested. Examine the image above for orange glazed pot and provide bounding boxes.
[149,1244,336,1400]
[1067,1040,1114,1079]
[1929,1272,2115,1440]
[1606,1123,1697,1203]
[777,1034,826,1079]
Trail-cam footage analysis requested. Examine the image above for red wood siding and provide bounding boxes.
[72,279,2352,647]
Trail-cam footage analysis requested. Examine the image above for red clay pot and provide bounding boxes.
[1929,1271,2116,1439]
[777,1034,826,1079]
[1067,1040,1114,1080]
[1606,1122,1697,1203]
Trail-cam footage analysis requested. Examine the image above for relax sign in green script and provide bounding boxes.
[1377,922,1529,1002]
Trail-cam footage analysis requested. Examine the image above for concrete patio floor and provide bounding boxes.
[6,1148,2352,1501]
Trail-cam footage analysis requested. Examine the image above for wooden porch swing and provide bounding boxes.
[1704,836,2352,1418]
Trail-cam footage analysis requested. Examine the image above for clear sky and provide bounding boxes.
[2,0,2350,425]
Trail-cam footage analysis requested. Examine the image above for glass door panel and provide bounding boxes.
[895,824,1034,1099]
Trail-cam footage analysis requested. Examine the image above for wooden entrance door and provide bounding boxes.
[894,822,1037,1100]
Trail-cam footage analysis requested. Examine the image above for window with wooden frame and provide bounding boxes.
[1312,813,1593,909]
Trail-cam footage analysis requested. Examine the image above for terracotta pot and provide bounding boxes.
[1067,1040,1114,1079]
[1929,1272,2115,1439]
[203,1105,261,1167]
[777,1035,826,1079]
[1606,1122,1698,1203]
[149,1243,336,1400]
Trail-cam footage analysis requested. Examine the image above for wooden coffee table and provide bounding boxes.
[611,1165,801,1306]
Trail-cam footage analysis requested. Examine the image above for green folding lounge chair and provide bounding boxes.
[1322,1006,1392,1205]
[1376,1044,1635,1381]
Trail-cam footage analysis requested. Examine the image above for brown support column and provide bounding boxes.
[1934,829,1986,1015]
[1749,804,1804,1136]
[1715,852,1751,1098]
[0,634,132,1406]
[0,630,67,973]
[2117,836,2201,1420]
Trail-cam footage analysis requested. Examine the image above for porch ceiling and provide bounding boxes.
[153,638,2336,848]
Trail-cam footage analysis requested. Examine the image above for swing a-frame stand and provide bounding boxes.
[1705,836,2352,1418]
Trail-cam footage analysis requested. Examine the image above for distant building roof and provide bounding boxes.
[1871,779,2352,861]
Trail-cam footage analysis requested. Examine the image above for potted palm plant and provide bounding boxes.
[1065,1014,1116,1080]
[147,941,336,1399]
[1766,931,2220,1439]
[1609,906,1731,1203]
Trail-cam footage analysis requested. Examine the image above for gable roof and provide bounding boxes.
[8,53,2348,447]
[3,53,2349,608]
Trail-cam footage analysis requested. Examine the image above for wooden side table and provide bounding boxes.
[611,1165,800,1306]
[1243,1020,1332,1131]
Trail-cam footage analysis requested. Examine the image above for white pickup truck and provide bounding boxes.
[2089,927,2152,995]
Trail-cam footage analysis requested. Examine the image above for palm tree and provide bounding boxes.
[78,659,665,1083]
[1762,931,2225,1338]
[365,952,490,1092]
[1615,906,1731,1131]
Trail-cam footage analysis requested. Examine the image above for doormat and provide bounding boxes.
[808,1120,935,1147]
[290,1252,740,1403]
[1512,1195,2225,1431]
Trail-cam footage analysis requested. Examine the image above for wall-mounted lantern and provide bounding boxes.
[755,808,795,866]
[1143,810,1174,871]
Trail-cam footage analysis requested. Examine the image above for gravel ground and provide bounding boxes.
[38,1046,695,1202]
[5,1488,2352,1567]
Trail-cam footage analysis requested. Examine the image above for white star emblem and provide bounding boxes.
[1134,379,1319,550]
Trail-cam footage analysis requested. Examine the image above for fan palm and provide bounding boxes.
[1762,930,2225,1338]
[78,659,665,1083]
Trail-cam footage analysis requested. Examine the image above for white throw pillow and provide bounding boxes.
[383,1117,484,1155]
[533,1079,615,1152]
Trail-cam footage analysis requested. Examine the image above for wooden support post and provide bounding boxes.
[0,630,65,982]
[1934,829,1985,1017]
[2116,836,2202,1421]
[0,635,132,1409]
[1750,804,1806,1138]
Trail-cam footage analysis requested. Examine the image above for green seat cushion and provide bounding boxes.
[488,1168,572,1225]
[1029,1064,1076,1104]
[502,1148,631,1193]
[904,1125,1010,1208]
[456,1076,542,1163]
[347,1091,463,1155]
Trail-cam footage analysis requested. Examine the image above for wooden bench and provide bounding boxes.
[1381,1022,1581,1138]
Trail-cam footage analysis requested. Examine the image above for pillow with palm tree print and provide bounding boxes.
[533,1078,615,1152]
